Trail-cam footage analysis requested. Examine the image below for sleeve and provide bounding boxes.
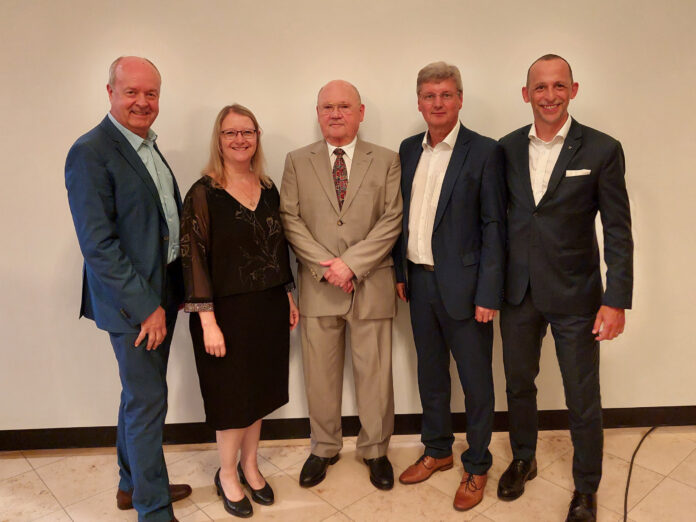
[181,181,214,312]
[279,152,336,281]
[598,141,633,309]
[65,141,161,326]
[340,151,404,280]
[474,143,507,310]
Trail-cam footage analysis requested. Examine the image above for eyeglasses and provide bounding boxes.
[419,92,459,103]
[220,129,258,140]
[319,103,354,115]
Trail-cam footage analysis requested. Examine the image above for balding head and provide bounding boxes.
[316,79,365,146]
[106,56,161,138]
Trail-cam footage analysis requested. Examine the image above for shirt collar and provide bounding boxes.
[528,115,572,144]
[423,122,460,151]
[108,112,157,150]
[327,136,358,161]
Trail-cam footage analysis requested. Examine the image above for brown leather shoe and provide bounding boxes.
[453,472,487,511]
[116,483,193,510]
[399,454,454,484]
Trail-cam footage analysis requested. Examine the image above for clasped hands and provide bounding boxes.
[320,257,354,293]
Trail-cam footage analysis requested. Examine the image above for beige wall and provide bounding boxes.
[1,0,694,430]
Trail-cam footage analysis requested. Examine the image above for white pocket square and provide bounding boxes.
[566,169,591,177]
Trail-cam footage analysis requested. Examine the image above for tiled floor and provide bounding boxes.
[2,426,695,521]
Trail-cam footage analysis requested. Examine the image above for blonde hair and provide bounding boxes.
[203,104,272,188]
[416,61,463,95]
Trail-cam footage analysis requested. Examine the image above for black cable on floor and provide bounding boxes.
[624,426,657,521]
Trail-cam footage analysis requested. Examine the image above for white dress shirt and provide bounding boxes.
[327,137,358,179]
[528,115,573,205]
[407,124,460,265]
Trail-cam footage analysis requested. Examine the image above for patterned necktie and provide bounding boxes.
[332,148,348,209]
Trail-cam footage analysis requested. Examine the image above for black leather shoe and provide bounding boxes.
[566,491,597,522]
[363,456,394,490]
[214,468,253,518]
[299,453,339,487]
[237,461,274,505]
[497,458,537,500]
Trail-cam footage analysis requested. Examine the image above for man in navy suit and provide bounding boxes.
[65,56,191,522]
[497,55,633,522]
[393,62,506,511]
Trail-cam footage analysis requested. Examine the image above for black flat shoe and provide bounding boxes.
[363,456,394,490]
[214,468,253,518]
[237,461,274,505]
[497,458,537,500]
[299,453,339,487]
[566,491,597,522]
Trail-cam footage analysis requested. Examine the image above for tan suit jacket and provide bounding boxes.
[280,139,402,319]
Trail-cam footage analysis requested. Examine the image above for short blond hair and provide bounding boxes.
[416,61,463,95]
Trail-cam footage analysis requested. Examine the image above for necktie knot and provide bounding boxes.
[334,148,345,158]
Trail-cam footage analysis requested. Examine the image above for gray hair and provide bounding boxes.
[108,56,161,87]
[416,61,463,95]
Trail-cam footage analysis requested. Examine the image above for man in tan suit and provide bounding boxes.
[280,80,402,490]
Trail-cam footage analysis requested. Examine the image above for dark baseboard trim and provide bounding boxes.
[2,406,693,451]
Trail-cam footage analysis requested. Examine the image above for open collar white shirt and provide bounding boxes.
[406,123,460,265]
[528,115,572,205]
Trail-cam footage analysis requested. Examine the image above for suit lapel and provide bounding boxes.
[100,117,166,220]
[433,124,472,230]
[308,141,341,215]
[340,139,372,215]
[511,125,535,209]
[537,119,582,208]
[399,134,425,245]
[154,142,182,212]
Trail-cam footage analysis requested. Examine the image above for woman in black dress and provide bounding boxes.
[181,104,298,517]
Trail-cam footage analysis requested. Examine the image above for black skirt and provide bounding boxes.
[189,285,290,430]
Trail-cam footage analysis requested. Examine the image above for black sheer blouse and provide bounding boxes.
[181,176,294,312]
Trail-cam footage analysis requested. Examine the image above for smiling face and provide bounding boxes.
[107,57,161,138]
[417,78,463,136]
[523,58,578,140]
[219,111,258,169]
[316,80,364,146]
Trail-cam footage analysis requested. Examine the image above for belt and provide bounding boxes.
[409,261,434,271]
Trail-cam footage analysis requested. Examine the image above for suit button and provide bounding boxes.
[163,235,169,241]
[337,220,343,226]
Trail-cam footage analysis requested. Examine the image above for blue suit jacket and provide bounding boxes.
[500,119,633,315]
[393,124,506,320]
[65,116,183,333]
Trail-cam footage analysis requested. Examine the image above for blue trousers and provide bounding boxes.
[408,264,494,475]
[109,311,177,522]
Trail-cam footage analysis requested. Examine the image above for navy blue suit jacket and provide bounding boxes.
[393,124,507,320]
[500,119,633,315]
[65,116,183,333]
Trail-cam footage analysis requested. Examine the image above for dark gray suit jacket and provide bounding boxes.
[500,119,633,315]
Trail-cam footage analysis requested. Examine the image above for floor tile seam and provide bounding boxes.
[659,472,696,492]
[59,483,119,509]
[268,467,344,513]
[626,473,667,514]
[0,463,34,483]
[535,446,574,472]
[28,508,74,522]
[331,486,380,513]
[27,468,69,515]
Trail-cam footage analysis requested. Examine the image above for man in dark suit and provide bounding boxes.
[393,62,506,511]
[497,55,633,522]
[65,56,191,522]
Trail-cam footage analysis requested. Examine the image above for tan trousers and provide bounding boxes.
[300,306,394,459]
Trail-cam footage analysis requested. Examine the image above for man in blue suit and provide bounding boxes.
[65,56,191,522]
[393,62,506,511]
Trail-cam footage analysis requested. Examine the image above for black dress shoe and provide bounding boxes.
[299,453,339,487]
[237,461,274,505]
[566,491,597,522]
[214,468,253,518]
[497,458,537,500]
[363,456,394,490]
